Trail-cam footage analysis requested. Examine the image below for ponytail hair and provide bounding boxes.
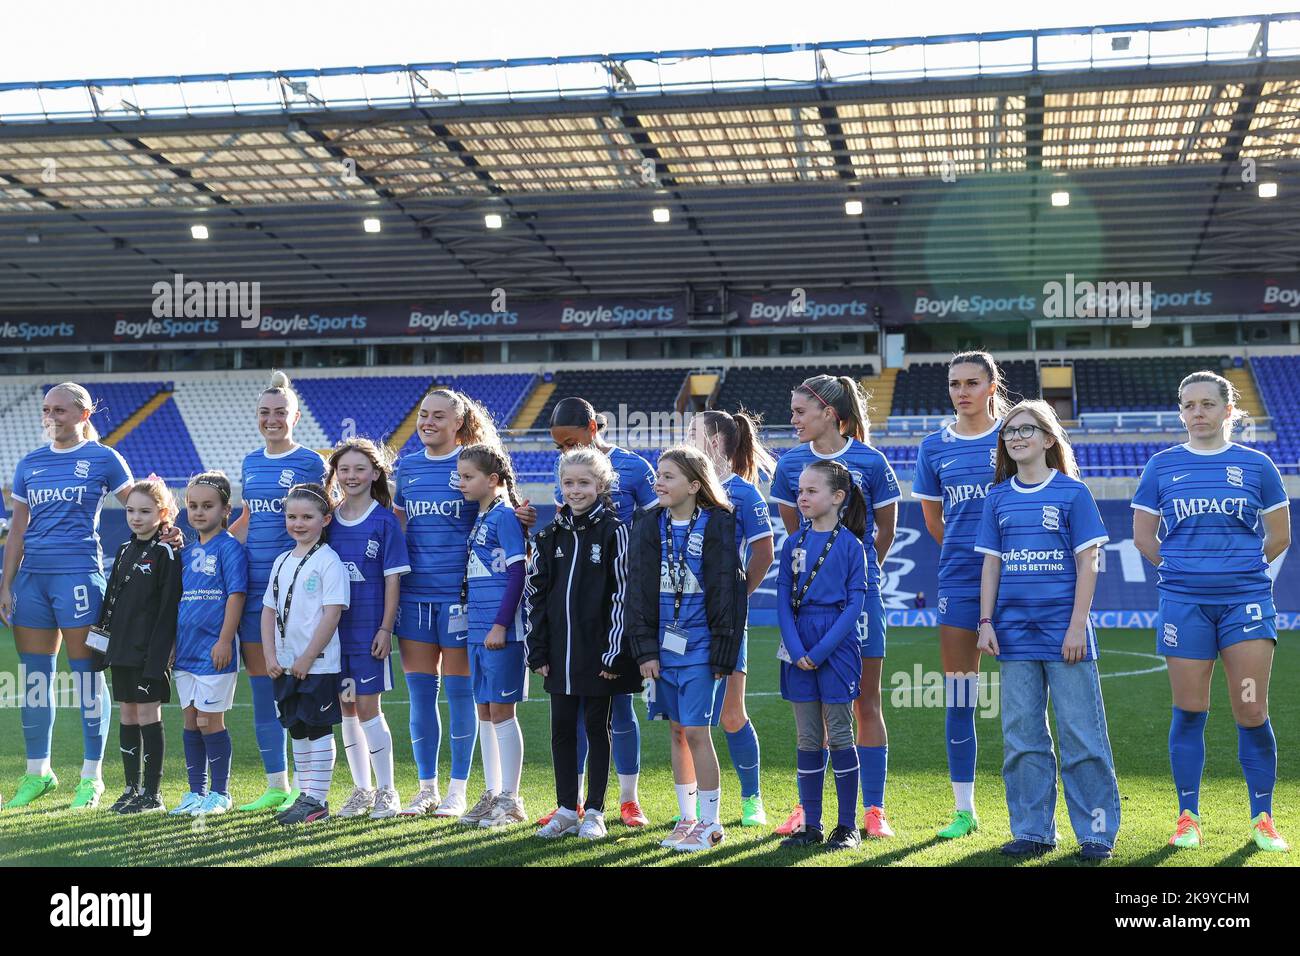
[795,374,871,442]
[327,437,395,509]
[458,442,524,511]
[47,382,100,442]
[657,445,733,513]
[186,470,233,528]
[801,459,867,540]
[695,408,777,483]
[949,350,1011,420]
[425,387,503,452]
[994,400,1079,483]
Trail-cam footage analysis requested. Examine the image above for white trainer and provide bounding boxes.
[660,818,697,848]
[674,820,725,852]
[459,790,499,825]
[479,793,528,828]
[434,790,468,818]
[337,786,377,818]
[578,810,608,840]
[536,807,580,839]
[399,785,442,817]
[370,787,401,819]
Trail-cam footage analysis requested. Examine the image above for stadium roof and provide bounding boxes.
[3,13,1300,312]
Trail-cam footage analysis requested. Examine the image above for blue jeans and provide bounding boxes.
[999,659,1121,849]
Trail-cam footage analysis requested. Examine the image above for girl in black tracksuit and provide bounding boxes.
[525,449,642,837]
[94,478,183,814]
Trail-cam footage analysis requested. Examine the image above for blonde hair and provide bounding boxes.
[657,445,733,512]
[260,369,299,412]
[48,382,100,442]
[558,448,617,512]
[423,387,503,451]
[995,400,1078,482]
[128,476,179,526]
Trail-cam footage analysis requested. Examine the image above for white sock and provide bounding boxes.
[494,718,523,796]
[952,781,975,813]
[81,759,102,782]
[268,770,290,792]
[418,777,440,793]
[577,772,586,805]
[447,777,467,802]
[478,718,501,794]
[619,773,639,804]
[362,715,394,790]
[300,736,336,803]
[341,715,370,789]
[28,757,52,776]
[699,788,721,826]
[675,781,698,820]
[290,740,311,797]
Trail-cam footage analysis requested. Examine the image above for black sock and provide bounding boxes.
[139,721,165,795]
[119,723,142,789]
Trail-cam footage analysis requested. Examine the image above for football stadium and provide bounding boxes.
[0,10,1297,879]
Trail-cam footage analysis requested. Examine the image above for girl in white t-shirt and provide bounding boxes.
[260,483,350,826]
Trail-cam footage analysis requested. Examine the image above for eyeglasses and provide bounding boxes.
[1001,423,1044,441]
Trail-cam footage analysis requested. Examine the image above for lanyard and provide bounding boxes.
[661,507,700,625]
[790,523,841,618]
[101,536,155,632]
[272,541,324,645]
[461,498,501,607]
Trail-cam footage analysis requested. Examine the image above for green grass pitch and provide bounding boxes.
[0,626,1293,867]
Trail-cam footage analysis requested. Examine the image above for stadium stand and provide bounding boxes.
[72,381,171,439]
[169,375,332,483]
[529,368,687,431]
[111,397,204,481]
[1073,356,1230,413]
[712,363,876,425]
[1251,356,1299,468]
[295,375,433,446]
[890,361,1039,416]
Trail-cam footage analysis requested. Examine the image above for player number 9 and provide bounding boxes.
[74,585,90,614]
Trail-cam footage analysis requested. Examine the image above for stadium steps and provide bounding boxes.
[1229,364,1265,421]
[860,368,897,423]
[513,380,555,430]
[104,388,172,446]
[385,396,428,456]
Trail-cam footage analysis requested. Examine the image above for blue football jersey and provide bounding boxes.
[769,438,900,589]
[241,445,328,589]
[465,500,527,642]
[11,440,133,574]
[657,509,715,667]
[776,524,868,660]
[975,471,1109,661]
[722,473,773,567]
[554,445,657,526]
[911,421,1001,597]
[330,500,412,654]
[394,447,478,601]
[1132,442,1288,605]
[176,531,248,675]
